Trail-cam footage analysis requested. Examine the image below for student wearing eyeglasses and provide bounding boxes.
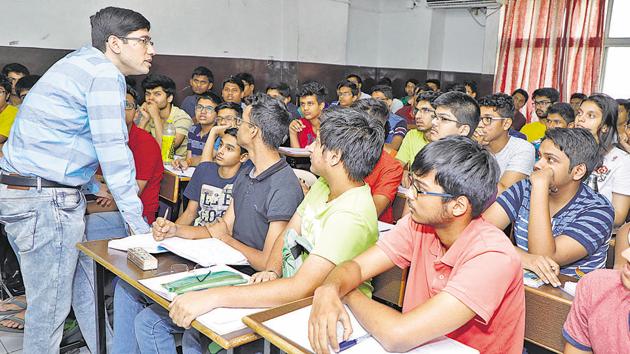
[172,92,223,170]
[396,91,440,168]
[428,91,480,142]
[474,93,535,195]
[309,136,525,354]
[520,87,560,143]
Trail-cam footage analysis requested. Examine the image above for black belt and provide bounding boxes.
[0,173,79,189]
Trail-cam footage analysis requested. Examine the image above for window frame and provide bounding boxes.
[600,0,630,95]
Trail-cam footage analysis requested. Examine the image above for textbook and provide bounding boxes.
[139,265,265,335]
[263,304,479,353]
[523,270,545,288]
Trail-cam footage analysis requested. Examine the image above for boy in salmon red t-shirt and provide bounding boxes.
[86,85,163,239]
[308,136,525,354]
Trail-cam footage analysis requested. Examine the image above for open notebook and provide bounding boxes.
[263,305,478,353]
[107,234,248,266]
[138,265,264,335]
[164,164,196,178]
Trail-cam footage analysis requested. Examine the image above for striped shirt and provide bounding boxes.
[496,179,613,277]
[0,46,149,234]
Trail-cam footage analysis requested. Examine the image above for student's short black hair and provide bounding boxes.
[346,74,363,85]
[511,88,529,102]
[377,77,392,86]
[298,81,327,103]
[464,80,478,94]
[433,91,480,137]
[425,79,441,90]
[406,78,419,86]
[235,72,255,86]
[583,93,618,156]
[1,63,29,77]
[222,76,245,91]
[0,75,12,97]
[15,75,41,94]
[415,91,441,106]
[223,127,248,154]
[477,93,515,119]
[370,85,393,100]
[319,106,384,181]
[617,98,630,112]
[411,135,499,218]
[191,66,214,83]
[126,84,138,104]
[351,98,389,126]
[414,84,432,96]
[532,87,560,103]
[547,103,575,124]
[336,80,359,97]
[570,92,587,101]
[215,101,243,117]
[446,84,467,93]
[196,91,223,106]
[249,93,292,149]
[141,74,176,98]
[544,128,600,181]
[90,7,151,52]
[266,82,292,99]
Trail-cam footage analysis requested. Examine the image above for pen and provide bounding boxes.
[338,333,371,352]
[163,208,169,221]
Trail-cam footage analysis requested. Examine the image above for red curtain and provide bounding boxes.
[494,0,606,122]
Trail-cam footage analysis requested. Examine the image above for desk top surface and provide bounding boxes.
[77,240,259,349]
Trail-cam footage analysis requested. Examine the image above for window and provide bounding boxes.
[601,0,630,98]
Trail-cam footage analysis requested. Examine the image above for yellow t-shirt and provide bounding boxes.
[520,121,546,143]
[396,129,429,167]
[143,105,193,157]
[0,105,19,138]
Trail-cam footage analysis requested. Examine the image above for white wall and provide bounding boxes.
[0,0,500,74]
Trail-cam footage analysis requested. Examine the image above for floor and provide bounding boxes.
[0,331,90,354]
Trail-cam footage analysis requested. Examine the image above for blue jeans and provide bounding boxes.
[85,211,130,241]
[0,184,96,353]
[114,281,208,354]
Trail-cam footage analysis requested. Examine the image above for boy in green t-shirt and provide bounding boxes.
[134,105,386,352]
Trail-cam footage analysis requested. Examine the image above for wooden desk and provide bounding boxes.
[373,267,407,308]
[524,275,575,353]
[278,148,311,171]
[76,240,260,354]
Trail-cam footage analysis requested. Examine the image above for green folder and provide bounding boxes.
[161,270,247,295]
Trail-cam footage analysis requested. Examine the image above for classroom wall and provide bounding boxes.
[0,0,500,100]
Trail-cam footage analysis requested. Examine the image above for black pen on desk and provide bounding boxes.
[338,333,371,352]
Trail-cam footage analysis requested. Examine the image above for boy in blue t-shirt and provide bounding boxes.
[483,128,614,286]
[175,128,249,227]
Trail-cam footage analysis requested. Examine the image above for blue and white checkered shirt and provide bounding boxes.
[0,46,150,234]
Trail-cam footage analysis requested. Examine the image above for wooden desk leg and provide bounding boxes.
[93,261,107,354]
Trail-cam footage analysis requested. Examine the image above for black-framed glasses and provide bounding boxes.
[117,36,154,47]
[235,116,257,128]
[533,100,552,107]
[125,101,137,111]
[406,175,454,200]
[432,114,460,124]
[193,264,213,282]
[195,104,215,113]
[480,116,510,125]
[413,107,435,117]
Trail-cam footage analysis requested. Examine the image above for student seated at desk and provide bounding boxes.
[428,91,480,142]
[85,84,163,239]
[221,75,244,106]
[172,92,223,169]
[175,128,249,227]
[395,90,440,168]
[575,94,630,227]
[290,81,327,148]
[111,93,303,353]
[142,105,383,354]
[351,99,404,224]
[545,102,576,129]
[308,136,525,354]
[370,85,407,152]
[474,93,535,195]
[137,74,193,158]
[483,128,614,286]
[562,246,630,353]
[266,82,299,119]
[180,66,214,119]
